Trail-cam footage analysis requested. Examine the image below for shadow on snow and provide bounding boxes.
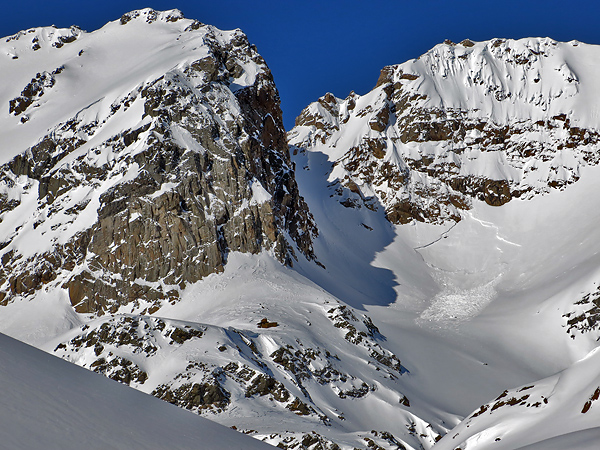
[291,147,399,311]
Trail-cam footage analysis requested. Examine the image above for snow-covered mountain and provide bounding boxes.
[287,36,600,449]
[289,38,600,224]
[1,9,600,450]
[288,37,600,367]
[0,8,315,315]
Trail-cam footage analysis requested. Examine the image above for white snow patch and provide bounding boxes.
[249,178,271,205]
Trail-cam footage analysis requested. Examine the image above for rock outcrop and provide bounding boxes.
[0,9,316,313]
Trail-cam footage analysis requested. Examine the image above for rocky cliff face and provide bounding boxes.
[0,9,316,313]
[288,38,600,224]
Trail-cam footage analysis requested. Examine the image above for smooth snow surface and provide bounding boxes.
[514,429,600,450]
[0,332,272,450]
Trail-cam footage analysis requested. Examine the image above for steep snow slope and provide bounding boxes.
[289,135,600,423]
[0,331,272,450]
[289,37,600,371]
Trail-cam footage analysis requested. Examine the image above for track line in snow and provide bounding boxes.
[413,222,459,250]
[468,212,521,247]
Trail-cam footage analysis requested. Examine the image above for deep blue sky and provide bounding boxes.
[3,1,600,129]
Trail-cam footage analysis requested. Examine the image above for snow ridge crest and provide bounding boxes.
[289,37,600,225]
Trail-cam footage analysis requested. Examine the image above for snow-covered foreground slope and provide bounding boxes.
[0,331,272,450]
[39,253,444,450]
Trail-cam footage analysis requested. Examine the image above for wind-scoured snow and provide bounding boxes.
[0,331,272,450]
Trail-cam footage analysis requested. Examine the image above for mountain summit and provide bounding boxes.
[289,37,600,224]
[0,8,316,314]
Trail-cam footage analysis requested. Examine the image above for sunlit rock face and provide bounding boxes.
[0,8,316,313]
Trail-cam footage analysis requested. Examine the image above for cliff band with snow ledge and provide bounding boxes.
[0,10,436,450]
[289,38,600,224]
[0,8,316,314]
